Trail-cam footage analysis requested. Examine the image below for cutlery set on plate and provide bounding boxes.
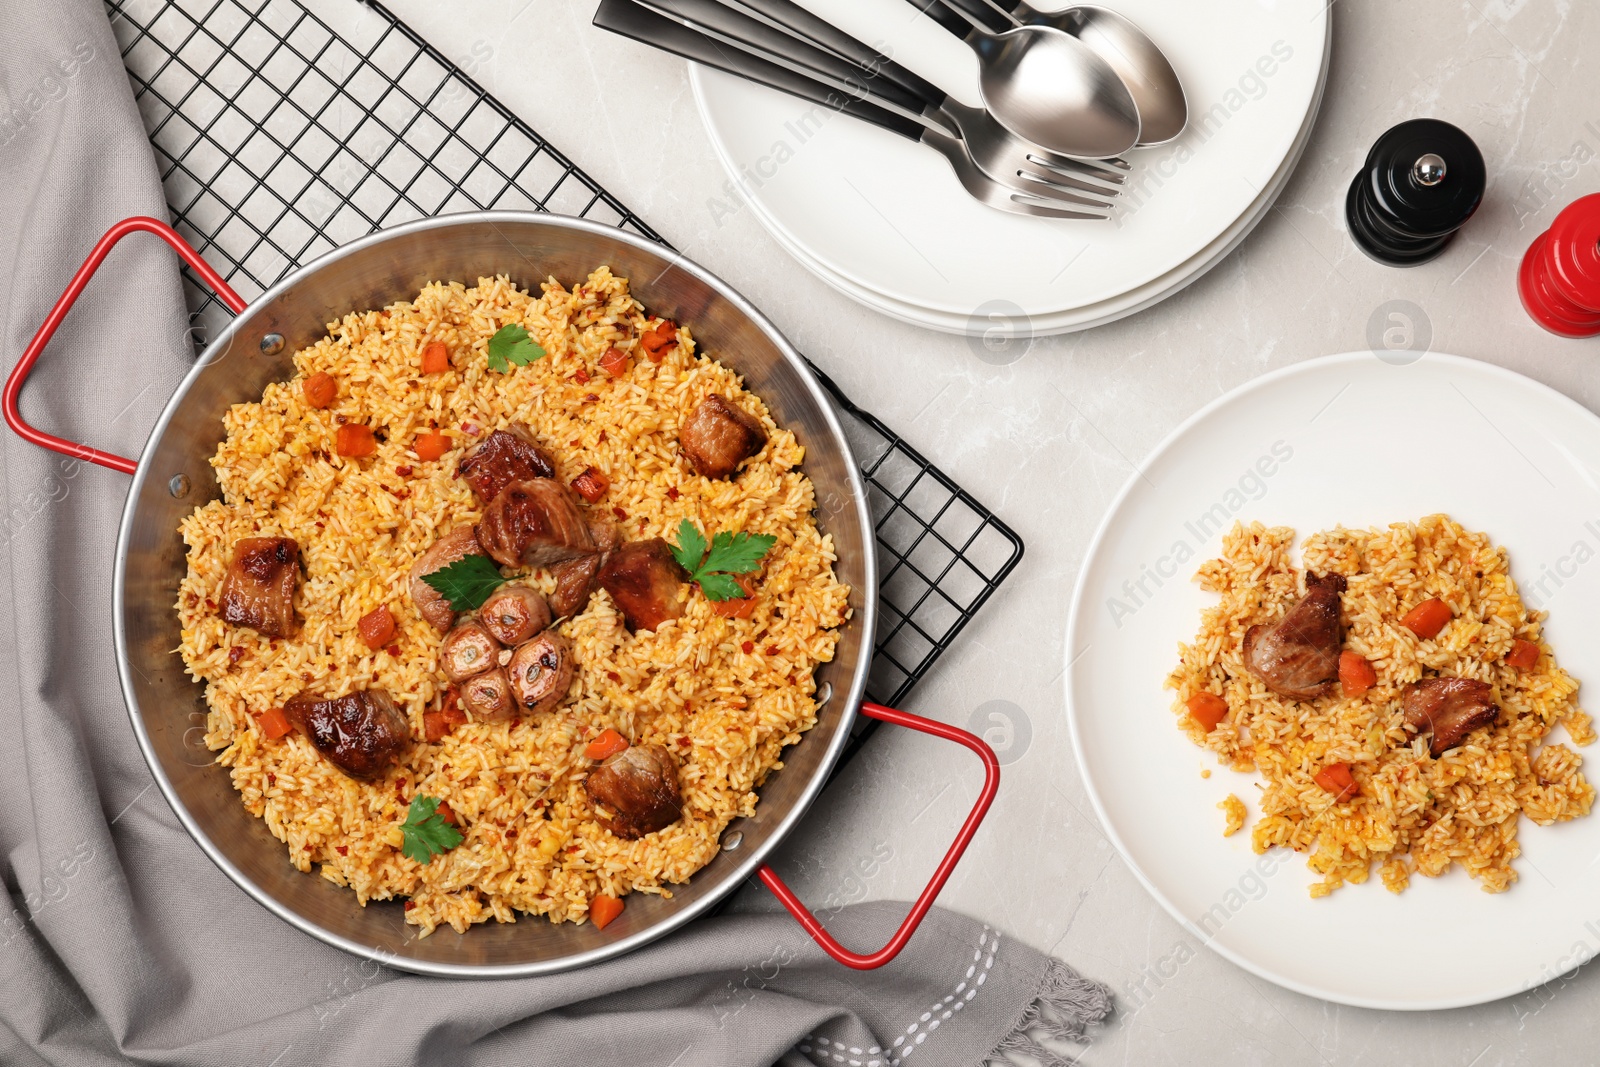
[593,0,1188,220]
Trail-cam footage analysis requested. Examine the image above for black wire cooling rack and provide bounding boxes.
[106,0,1024,747]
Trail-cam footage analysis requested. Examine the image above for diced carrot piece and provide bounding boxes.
[303,371,337,409]
[599,346,629,377]
[590,894,624,930]
[421,341,451,374]
[584,728,630,761]
[424,708,469,742]
[571,466,610,503]
[641,320,678,362]
[358,605,396,650]
[1339,650,1377,697]
[424,689,468,741]
[1186,692,1229,732]
[1313,762,1359,803]
[711,574,758,618]
[413,432,451,462]
[1401,597,1452,640]
[1506,639,1539,669]
[335,423,377,458]
[257,706,292,740]
[436,800,459,826]
[422,712,447,742]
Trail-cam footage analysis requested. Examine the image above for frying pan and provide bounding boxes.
[4,212,999,976]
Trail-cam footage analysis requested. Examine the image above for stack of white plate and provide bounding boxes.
[689,0,1332,336]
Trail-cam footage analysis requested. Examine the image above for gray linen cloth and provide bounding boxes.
[0,2,1112,1064]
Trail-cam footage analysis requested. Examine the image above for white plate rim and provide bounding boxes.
[1064,350,1600,1011]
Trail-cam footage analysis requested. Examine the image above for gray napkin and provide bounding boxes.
[0,2,1111,1064]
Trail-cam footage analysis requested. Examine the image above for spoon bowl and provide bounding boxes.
[1022,4,1187,145]
[970,22,1141,158]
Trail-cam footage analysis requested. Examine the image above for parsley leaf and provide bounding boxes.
[668,519,707,574]
[486,323,547,373]
[703,529,776,576]
[696,572,748,602]
[400,795,463,865]
[421,555,507,611]
[668,519,776,602]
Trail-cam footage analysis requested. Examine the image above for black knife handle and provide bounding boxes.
[592,0,928,142]
[725,0,947,105]
[902,0,981,38]
[635,0,933,115]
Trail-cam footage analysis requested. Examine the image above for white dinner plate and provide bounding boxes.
[692,0,1328,318]
[1066,352,1600,1009]
[707,19,1328,336]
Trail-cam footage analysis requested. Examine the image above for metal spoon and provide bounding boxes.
[915,0,1141,159]
[988,2,1187,145]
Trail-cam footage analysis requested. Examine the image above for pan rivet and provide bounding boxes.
[168,474,191,499]
[815,681,833,708]
[721,831,743,852]
[259,333,284,356]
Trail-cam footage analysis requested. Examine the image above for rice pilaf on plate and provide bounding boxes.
[1168,514,1594,897]
[176,267,850,934]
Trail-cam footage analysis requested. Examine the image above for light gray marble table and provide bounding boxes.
[372,0,1597,1060]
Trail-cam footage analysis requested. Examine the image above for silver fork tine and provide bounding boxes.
[1006,195,1113,221]
[1011,173,1121,208]
[1030,153,1132,177]
[1015,156,1124,195]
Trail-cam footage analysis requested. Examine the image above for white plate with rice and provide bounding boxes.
[1067,351,1600,1009]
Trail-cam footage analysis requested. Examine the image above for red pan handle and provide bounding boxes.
[3,216,247,475]
[758,701,1001,969]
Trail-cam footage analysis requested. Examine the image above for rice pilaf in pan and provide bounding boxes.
[177,268,850,934]
[1168,515,1594,897]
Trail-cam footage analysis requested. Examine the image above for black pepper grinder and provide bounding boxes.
[1345,119,1485,266]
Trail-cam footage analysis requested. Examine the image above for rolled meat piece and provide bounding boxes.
[479,584,552,646]
[506,632,575,715]
[439,619,502,683]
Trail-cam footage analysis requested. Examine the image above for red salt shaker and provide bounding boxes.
[1519,193,1600,337]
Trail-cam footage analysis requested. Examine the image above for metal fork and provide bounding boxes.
[643,0,1127,201]
[592,0,1117,219]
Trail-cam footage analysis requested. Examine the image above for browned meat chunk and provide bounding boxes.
[548,555,603,618]
[408,527,486,631]
[506,632,575,714]
[1402,677,1499,757]
[597,539,688,632]
[459,668,515,722]
[283,689,411,781]
[589,520,621,553]
[544,521,622,619]
[679,395,768,480]
[475,479,596,569]
[218,537,300,637]
[1243,573,1347,700]
[585,744,684,839]
[479,585,552,645]
[439,619,501,683]
[458,427,556,503]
